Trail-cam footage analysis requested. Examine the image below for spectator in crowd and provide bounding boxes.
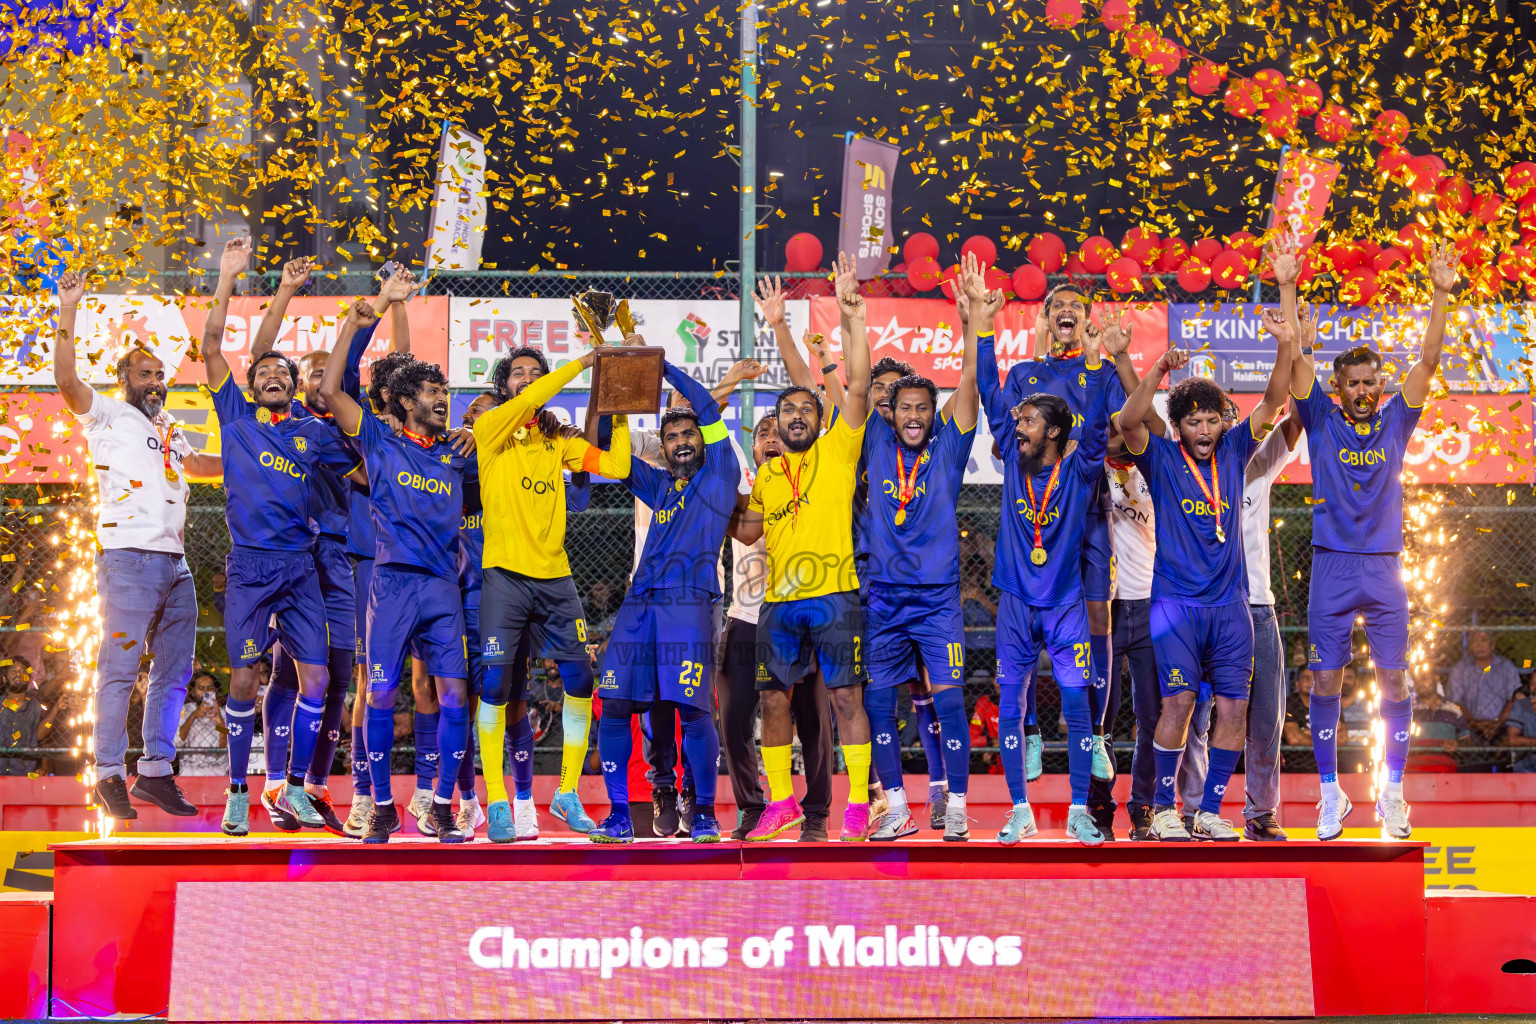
[1,659,45,775]
[1447,631,1522,741]
[585,580,623,634]
[177,670,227,776]
[1408,672,1471,773]
[1502,679,1536,772]
[960,581,998,627]
[969,676,1001,774]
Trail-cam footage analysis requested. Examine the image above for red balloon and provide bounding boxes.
[1080,235,1116,273]
[1260,97,1297,138]
[1498,245,1532,282]
[1176,256,1212,292]
[985,266,1012,294]
[961,234,998,268]
[1026,232,1067,272]
[1520,201,1536,235]
[903,232,940,263]
[1469,192,1504,224]
[1100,0,1134,31]
[1323,241,1360,273]
[1252,68,1287,98]
[1191,237,1223,263]
[1226,231,1261,261]
[1143,38,1182,76]
[785,232,823,273]
[1063,253,1089,275]
[1340,268,1378,306]
[1012,264,1048,300]
[1212,249,1250,289]
[1406,155,1443,194]
[1121,226,1159,264]
[1437,176,1472,216]
[1157,236,1189,272]
[1376,147,1410,181]
[1357,239,1383,265]
[1293,78,1324,115]
[1045,0,1083,28]
[1106,257,1144,294]
[1297,253,1318,285]
[1373,109,1410,148]
[938,262,962,300]
[1503,161,1536,202]
[906,255,943,291]
[1396,222,1430,261]
[1188,60,1224,96]
[1456,231,1488,266]
[1123,23,1157,58]
[1373,246,1406,274]
[1314,104,1353,143]
[1224,80,1260,118]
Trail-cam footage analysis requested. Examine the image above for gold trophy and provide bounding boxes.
[574,289,666,415]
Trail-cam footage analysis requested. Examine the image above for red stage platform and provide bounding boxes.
[48,833,1443,1020]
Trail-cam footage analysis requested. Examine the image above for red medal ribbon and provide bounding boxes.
[894,441,926,522]
[401,427,436,450]
[1179,444,1224,540]
[779,452,809,528]
[1025,458,1064,554]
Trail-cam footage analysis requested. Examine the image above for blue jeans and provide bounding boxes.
[93,550,198,780]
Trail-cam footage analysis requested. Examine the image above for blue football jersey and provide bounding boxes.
[1002,352,1128,442]
[459,500,484,598]
[348,409,478,582]
[861,410,972,586]
[626,363,740,596]
[1292,381,1421,554]
[1130,418,1260,605]
[210,373,359,551]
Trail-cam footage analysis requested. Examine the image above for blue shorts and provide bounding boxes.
[996,592,1091,691]
[365,565,468,690]
[1081,511,1114,603]
[464,598,483,697]
[598,588,721,711]
[863,581,965,690]
[479,568,590,664]
[756,591,865,691]
[1151,598,1254,700]
[315,535,354,653]
[1307,549,1410,671]
[224,547,329,668]
[352,556,374,665]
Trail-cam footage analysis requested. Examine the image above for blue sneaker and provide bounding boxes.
[486,800,515,843]
[550,791,597,833]
[997,802,1038,846]
[589,811,634,843]
[690,811,721,843]
[1091,735,1115,781]
[1025,733,1043,781]
[1067,804,1106,847]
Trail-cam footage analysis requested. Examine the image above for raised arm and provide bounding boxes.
[475,352,594,454]
[1264,230,1315,399]
[318,304,368,436]
[1120,348,1189,454]
[1250,303,1297,433]
[201,237,251,389]
[711,358,768,411]
[249,257,312,362]
[665,361,722,426]
[50,271,94,414]
[955,251,998,433]
[833,251,871,423]
[1404,240,1460,408]
[974,323,1012,440]
[942,281,970,421]
[754,276,815,389]
[804,330,846,412]
[389,275,412,355]
[1076,330,1112,464]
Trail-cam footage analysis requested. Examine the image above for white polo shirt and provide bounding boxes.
[1106,460,1155,601]
[75,390,194,554]
[1242,419,1300,606]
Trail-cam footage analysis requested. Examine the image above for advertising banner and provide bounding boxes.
[1268,148,1340,248]
[169,878,1312,1020]
[838,135,901,280]
[1,389,219,483]
[424,125,488,271]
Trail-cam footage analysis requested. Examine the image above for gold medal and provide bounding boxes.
[894,509,907,526]
[674,478,686,492]
[513,426,528,441]
[1030,546,1048,566]
[1215,524,1226,544]
[164,466,178,483]
[1354,420,1372,436]
[256,406,272,424]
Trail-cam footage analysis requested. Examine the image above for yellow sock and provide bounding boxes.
[558,694,592,794]
[476,702,508,805]
[843,742,872,805]
[762,744,793,802]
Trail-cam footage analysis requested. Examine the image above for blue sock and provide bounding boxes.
[998,684,1026,803]
[350,725,371,796]
[597,712,633,807]
[1152,743,1182,807]
[365,703,396,804]
[862,685,904,791]
[1381,696,1412,784]
[1089,634,1110,730]
[1309,692,1342,783]
[510,713,535,800]
[435,702,469,801]
[262,683,296,786]
[287,695,325,787]
[225,697,257,786]
[1060,684,1093,805]
[679,707,719,811]
[414,711,439,792]
[1023,669,1038,728]
[1202,745,1242,814]
[912,693,946,788]
[931,687,969,796]
[305,650,352,787]
[457,725,478,800]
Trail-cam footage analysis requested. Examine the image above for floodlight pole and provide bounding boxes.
[739,1,759,454]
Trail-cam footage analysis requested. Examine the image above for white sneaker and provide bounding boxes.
[1150,806,1192,841]
[407,787,437,836]
[869,810,918,841]
[1376,792,1412,839]
[513,797,540,841]
[456,797,485,838]
[343,794,374,838]
[1191,810,1240,841]
[942,804,970,842]
[1315,792,1353,841]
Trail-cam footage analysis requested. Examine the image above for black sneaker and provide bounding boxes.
[94,776,138,820]
[131,774,198,816]
[432,800,469,844]
[730,806,763,841]
[260,785,301,833]
[1243,812,1289,841]
[652,785,680,838]
[306,790,347,837]
[1127,804,1153,841]
[1181,812,1195,835]
[363,802,400,844]
[798,814,828,842]
[675,784,695,837]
